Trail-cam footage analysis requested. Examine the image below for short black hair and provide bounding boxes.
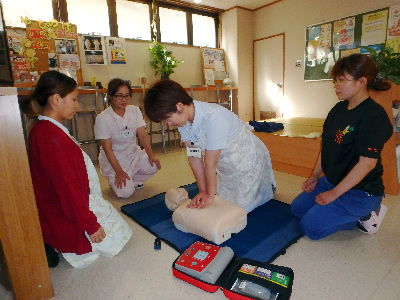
[144,79,193,122]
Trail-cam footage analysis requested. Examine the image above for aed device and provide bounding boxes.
[173,241,294,300]
[174,242,234,284]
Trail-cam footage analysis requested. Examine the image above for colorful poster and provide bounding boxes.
[58,54,81,70]
[333,17,355,49]
[8,36,24,56]
[386,38,400,52]
[48,53,58,70]
[361,10,388,46]
[7,35,31,84]
[82,35,107,65]
[320,23,332,48]
[204,68,214,85]
[341,48,361,57]
[307,24,332,65]
[55,39,77,54]
[202,49,215,69]
[214,51,225,71]
[106,37,127,65]
[387,5,400,40]
[59,68,77,82]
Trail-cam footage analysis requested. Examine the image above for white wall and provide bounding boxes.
[236,9,255,122]
[252,0,399,118]
[221,8,254,122]
[79,39,204,88]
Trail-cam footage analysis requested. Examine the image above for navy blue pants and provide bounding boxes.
[291,176,382,240]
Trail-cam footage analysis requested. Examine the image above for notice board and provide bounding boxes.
[12,18,83,86]
[304,5,400,81]
[200,47,226,85]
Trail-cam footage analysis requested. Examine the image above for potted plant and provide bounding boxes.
[363,46,400,85]
[149,40,182,79]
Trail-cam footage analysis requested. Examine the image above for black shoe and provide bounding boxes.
[44,243,59,268]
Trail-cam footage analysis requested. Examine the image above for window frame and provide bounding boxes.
[52,0,220,47]
[156,1,219,47]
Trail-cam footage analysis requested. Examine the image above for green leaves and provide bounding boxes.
[148,41,182,77]
[363,46,400,85]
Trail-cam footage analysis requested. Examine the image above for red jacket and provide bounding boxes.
[29,120,100,254]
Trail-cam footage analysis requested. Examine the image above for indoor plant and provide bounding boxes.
[363,46,400,85]
[149,40,182,79]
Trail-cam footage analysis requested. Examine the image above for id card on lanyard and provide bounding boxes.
[120,128,134,138]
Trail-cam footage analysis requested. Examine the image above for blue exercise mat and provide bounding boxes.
[121,183,303,262]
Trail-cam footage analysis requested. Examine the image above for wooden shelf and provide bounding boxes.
[370,83,400,196]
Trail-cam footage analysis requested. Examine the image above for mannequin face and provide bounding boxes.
[165,187,189,211]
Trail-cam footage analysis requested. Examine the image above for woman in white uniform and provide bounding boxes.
[144,80,276,213]
[95,79,161,198]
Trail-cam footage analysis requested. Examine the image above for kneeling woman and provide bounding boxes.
[95,79,161,198]
[27,71,132,268]
[291,54,393,240]
[144,80,276,213]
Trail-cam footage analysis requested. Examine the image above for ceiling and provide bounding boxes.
[179,0,278,11]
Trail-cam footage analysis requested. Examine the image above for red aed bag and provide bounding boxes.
[172,241,294,300]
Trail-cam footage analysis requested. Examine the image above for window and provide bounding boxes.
[2,0,53,27]
[116,0,151,40]
[159,7,187,44]
[67,0,110,36]
[192,13,215,48]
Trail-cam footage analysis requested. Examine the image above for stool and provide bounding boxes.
[190,84,209,101]
[216,84,233,111]
[73,86,99,155]
[131,85,146,147]
[148,121,167,154]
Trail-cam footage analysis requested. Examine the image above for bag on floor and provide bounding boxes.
[172,241,294,300]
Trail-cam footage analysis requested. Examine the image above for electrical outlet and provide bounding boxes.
[295,60,301,67]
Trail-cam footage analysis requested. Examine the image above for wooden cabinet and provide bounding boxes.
[370,83,400,196]
[0,87,53,299]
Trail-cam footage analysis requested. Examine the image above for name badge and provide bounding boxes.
[120,129,134,138]
[187,147,202,158]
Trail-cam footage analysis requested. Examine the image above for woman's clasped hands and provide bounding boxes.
[186,191,214,209]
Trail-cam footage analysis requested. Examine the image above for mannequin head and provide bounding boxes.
[165,188,189,211]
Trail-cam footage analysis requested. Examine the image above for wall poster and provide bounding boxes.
[106,37,127,65]
[200,47,226,85]
[82,35,107,65]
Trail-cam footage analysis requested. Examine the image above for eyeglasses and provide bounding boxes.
[113,94,131,101]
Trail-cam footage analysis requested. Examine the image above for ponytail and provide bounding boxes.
[19,71,77,116]
[371,73,391,91]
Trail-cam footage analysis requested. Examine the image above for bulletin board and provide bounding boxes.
[304,5,400,81]
[200,47,226,85]
[11,18,83,86]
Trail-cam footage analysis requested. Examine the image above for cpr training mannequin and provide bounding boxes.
[165,188,247,245]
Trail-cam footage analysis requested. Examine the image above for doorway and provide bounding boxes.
[253,33,285,120]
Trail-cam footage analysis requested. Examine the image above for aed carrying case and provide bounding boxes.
[172,241,294,300]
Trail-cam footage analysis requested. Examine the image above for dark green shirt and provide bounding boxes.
[321,97,393,195]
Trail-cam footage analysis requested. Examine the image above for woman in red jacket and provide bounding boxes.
[27,71,132,268]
